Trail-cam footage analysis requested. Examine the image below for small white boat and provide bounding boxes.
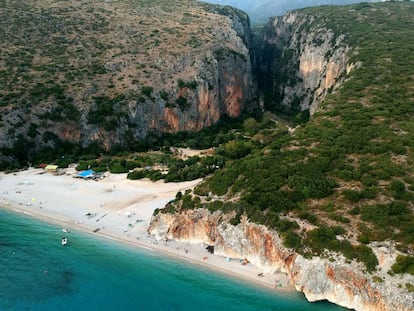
[61,237,67,246]
[62,228,70,233]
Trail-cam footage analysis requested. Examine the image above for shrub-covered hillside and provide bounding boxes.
[0,0,254,169]
[166,2,414,273]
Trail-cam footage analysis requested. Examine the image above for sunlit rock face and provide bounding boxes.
[258,11,351,115]
[149,209,414,311]
[0,1,257,158]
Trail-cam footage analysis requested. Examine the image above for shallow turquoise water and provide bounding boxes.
[0,208,347,311]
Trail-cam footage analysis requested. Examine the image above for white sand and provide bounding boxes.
[0,168,293,291]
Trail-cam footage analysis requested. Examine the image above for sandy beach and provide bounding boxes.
[0,168,293,291]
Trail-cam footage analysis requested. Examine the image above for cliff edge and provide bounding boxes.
[0,0,256,160]
[149,209,414,311]
[256,10,352,115]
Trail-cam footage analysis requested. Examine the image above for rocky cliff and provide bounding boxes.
[146,4,414,311]
[148,209,414,311]
[258,11,352,115]
[0,0,256,161]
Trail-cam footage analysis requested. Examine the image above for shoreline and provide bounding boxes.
[0,168,294,292]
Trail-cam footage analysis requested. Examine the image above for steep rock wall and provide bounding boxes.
[148,209,414,311]
[0,1,256,160]
[259,11,351,115]
[89,47,256,149]
[88,9,257,149]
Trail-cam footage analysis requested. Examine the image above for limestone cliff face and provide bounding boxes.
[124,47,254,138]
[0,0,256,159]
[259,11,351,115]
[91,10,256,149]
[148,209,414,311]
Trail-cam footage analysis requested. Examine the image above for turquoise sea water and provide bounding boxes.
[0,208,347,311]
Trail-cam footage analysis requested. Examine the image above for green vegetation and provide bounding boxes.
[87,95,128,131]
[175,96,190,110]
[141,86,154,98]
[159,2,414,272]
[124,153,224,182]
[1,0,414,274]
[178,79,198,89]
[305,226,378,272]
[0,0,246,167]
[391,255,414,275]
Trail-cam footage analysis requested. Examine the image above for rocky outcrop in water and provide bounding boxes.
[148,209,414,311]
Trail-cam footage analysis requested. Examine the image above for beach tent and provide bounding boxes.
[76,169,96,179]
[44,164,58,171]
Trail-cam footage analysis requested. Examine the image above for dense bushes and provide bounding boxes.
[360,201,410,228]
[87,95,128,131]
[153,2,414,274]
[3,1,414,275]
[221,141,253,160]
[110,163,129,174]
[177,79,197,89]
[392,255,414,275]
[141,86,153,97]
[283,232,302,249]
[127,169,163,181]
[124,154,224,182]
[175,96,189,110]
[305,226,378,272]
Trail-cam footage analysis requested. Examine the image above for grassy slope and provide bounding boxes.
[0,0,231,106]
[0,0,247,166]
[173,2,414,272]
[0,0,249,166]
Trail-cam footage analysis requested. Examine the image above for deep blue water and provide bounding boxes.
[0,208,347,311]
